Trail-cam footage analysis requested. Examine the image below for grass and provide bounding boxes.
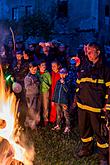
[19,104,99,165]
[31,125,99,165]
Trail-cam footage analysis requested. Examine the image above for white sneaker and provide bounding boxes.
[52,125,60,131]
[64,127,70,133]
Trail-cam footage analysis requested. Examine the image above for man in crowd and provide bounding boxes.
[76,42,110,165]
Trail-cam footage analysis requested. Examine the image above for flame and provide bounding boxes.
[0,69,34,164]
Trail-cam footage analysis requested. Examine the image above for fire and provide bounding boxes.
[0,69,35,164]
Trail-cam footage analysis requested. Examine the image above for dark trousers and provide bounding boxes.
[56,103,70,128]
[78,108,108,160]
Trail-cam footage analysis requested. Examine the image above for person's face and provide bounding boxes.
[39,62,46,72]
[60,73,67,79]
[29,45,34,51]
[87,47,100,64]
[16,54,22,60]
[23,51,29,59]
[43,46,49,55]
[29,66,37,74]
[51,63,59,73]
[59,45,65,52]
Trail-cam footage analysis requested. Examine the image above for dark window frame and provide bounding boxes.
[105,5,109,17]
[57,0,68,18]
[12,7,19,20]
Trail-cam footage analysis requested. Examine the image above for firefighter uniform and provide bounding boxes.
[76,57,110,160]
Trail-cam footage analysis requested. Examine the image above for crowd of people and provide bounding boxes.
[0,39,110,165]
[0,39,78,129]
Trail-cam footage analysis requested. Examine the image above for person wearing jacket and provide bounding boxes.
[24,61,40,129]
[49,60,61,123]
[52,68,70,133]
[76,42,110,165]
[36,60,51,126]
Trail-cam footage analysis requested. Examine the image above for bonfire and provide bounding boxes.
[0,68,35,165]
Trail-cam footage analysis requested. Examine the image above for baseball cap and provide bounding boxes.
[59,68,68,74]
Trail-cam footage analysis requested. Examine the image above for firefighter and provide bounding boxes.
[75,42,110,165]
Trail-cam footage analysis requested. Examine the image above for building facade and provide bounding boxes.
[0,0,110,48]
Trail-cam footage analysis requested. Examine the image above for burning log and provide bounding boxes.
[0,138,13,164]
[0,138,24,165]
[11,160,23,165]
[0,119,6,129]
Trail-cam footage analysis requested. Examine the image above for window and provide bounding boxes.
[12,8,19,20]
[20,6,25,18]
[57,0,68,18]
[105,5,109,17]
[25,6,33,17]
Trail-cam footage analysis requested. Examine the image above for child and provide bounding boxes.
[12,51,28,101]
[67,56,80,127]
[37,60,51,126]
[49,60,61,123]
[24,61,40,129]
[52,68,70,133]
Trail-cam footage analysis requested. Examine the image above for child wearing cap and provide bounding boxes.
[52,68,70,133]
[24,61,40,129]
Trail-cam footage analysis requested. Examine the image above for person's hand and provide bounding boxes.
[105,111,110,128]
[51,102,55,106]
[11,76,14,82]
[60,79,64,84]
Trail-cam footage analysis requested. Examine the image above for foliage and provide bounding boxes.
[17,12,53,40]
[0,11,54,43]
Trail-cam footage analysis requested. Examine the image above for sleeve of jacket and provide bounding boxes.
[62,82,68,93]
[104,65,110,112]
[47,72,52,86]
[106,87,110,111]
[52,81,58,102]
[24,76,32,90]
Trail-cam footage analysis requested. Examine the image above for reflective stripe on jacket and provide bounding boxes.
[76,58,110,112]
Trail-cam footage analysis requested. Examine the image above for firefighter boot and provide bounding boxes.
[76,147,93,158]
